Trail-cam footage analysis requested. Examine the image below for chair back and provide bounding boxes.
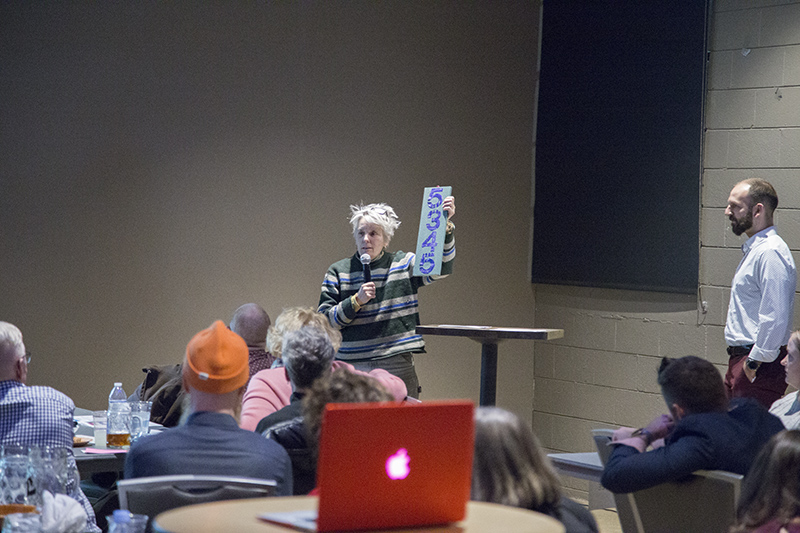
[118,475,276,531]
[592,429,742,533]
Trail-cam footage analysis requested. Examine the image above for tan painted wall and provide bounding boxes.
[0,3,539,420]
[534,0,800,499]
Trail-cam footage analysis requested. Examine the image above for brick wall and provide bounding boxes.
[533,0,800,500]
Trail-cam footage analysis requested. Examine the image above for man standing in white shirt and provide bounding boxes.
[724,178,796,407]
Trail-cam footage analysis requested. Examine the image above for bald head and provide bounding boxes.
[229,303,271,349]
[0,321,27,383]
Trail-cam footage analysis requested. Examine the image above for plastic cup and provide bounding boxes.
[129,401,152,443]
[92,411,107,448]
[0,447,30,505]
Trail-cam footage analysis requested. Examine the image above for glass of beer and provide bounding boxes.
[106,404,131,449]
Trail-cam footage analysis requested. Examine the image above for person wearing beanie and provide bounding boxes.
[124,321,293,495]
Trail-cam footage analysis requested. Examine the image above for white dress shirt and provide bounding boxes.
[725,226,796,362]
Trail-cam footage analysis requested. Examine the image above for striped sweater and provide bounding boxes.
[318,231,455,360]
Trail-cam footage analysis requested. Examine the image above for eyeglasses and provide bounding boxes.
[24,352,31,364]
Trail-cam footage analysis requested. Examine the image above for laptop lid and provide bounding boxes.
[316,400,475,532]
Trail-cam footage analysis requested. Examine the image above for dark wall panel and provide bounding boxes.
[533,0,707,294]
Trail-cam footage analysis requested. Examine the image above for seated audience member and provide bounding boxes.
[770,331,800,429]
[732,430,800,533]
[0,322,100,533]
[601,356,784,494]
[229,302,276,381]
[125,303,274,429]
[240,307,406,431]
[302,368,395,462]
[261,340,396,495]
[471,407,598,533]
[124,320,293,495]
[256,326,335,434]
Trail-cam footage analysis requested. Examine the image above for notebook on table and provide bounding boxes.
[260,400,475,532]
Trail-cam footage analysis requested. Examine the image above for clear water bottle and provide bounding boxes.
[107,382,131,448]
[107,510,132,533]
[107,509,148,533]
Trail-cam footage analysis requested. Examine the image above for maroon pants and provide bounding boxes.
[724,346,788,409]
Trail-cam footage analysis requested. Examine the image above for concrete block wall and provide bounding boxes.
[533,0,800,500]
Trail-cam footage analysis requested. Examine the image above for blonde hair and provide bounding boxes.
[349,203,401,244]
[790,331,800,354]
[267,307,342,360]
[471,407,562,516]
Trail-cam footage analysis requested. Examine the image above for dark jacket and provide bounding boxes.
[128,364,186,427]
[601,398,785,493]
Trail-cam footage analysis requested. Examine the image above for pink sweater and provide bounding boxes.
[239,361,408,431]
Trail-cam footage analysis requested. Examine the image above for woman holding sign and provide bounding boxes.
[317,195,455,398]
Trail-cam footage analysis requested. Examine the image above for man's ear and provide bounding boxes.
[15,357,24,380]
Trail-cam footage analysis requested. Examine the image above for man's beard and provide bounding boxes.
[730,210,753,236]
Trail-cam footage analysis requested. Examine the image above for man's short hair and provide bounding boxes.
[229,303,270,346]
[282,326,336,390]
[0,321,24,360]
[742,178,779,213]
[657,356,728,414]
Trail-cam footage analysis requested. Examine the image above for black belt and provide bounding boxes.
[727,345,753,357]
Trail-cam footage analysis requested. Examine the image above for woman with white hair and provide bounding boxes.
[318,197,455,398]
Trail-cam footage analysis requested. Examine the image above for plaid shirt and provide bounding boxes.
[0,380,100,532]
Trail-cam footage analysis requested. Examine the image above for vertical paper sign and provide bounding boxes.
[413,186,452,276]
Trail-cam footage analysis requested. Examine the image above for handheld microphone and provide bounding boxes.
[360,253,372,282]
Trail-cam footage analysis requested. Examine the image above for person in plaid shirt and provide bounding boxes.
[229,303,276,382]
[0,321,100,532]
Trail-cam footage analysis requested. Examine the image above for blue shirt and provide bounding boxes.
[0,380,100,532]
[124,411,293,495]
[725,226,796,362]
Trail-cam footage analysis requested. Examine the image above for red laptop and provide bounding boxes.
[261,400,475,532]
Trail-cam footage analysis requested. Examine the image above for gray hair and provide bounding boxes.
[282,326,336,389]
[0,322,24,360]
[349,203,401,244]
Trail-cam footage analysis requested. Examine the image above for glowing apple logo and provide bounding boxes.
[385,448,411,480]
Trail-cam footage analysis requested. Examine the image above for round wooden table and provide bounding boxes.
[152,496,565,533]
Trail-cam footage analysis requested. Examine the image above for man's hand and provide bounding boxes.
[612,427,637,442]
[743,359,759,383]
[644,414,674,441]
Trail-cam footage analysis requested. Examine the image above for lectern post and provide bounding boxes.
[480,341,498,406]
[416,325,564,406]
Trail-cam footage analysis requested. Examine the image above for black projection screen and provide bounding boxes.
[532,1,707,294]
